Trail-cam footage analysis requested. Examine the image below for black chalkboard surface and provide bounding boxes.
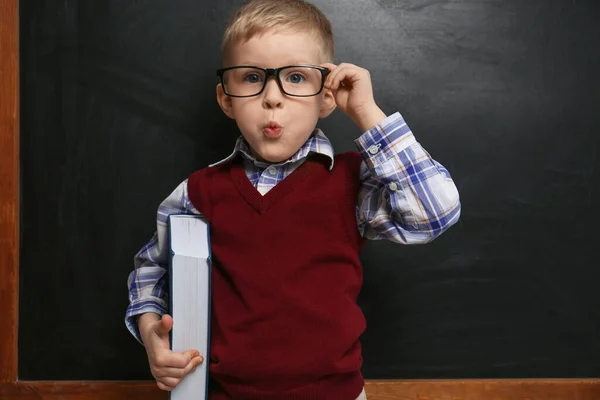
[18,0,600,381]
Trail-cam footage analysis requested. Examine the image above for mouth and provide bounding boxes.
[263,121,282,138]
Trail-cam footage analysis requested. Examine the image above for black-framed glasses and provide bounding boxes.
[216,65,330,98]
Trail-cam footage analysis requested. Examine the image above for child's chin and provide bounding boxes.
[262,155,289,163]
[259,151,294,164]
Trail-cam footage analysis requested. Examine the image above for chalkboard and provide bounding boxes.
[18,0,600,381]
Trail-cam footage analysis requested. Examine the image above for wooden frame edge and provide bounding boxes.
[0,0,19,385]
[1,0,600,398]
[1,380,600,400]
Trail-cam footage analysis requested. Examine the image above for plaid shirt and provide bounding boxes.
[125,112,461,341]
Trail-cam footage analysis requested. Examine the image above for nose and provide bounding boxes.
[262,77,284,109]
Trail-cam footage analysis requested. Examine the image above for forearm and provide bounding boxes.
[125,178,201,342]
[138,312,161,344]
[352,104,387,133]
[125,264,169,343]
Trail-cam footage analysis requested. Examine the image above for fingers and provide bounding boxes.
[146,316,205,393]
[156,375,183,390]
[325,63,348,90]
[155,349,201,369]
[153,356,203,379]
[321,63,368,91]
[152,353,204,392]
[156,381,175,391]
[182,350,203,366]
[320,62,337,72]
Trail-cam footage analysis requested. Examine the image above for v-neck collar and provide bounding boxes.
[230,156,323,215]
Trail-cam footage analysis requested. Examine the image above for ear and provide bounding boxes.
[319,88,337,118]
[216,83,235,119]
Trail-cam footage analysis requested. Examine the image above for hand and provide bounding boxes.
[138,313,204,391]
[321,62,386,132]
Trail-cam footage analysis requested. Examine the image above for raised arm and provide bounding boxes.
[355,112,461,244]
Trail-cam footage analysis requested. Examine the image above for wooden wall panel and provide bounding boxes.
[0,0,19,385]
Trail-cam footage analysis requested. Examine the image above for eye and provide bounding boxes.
[286,73,305,84]
[243,73,263,84]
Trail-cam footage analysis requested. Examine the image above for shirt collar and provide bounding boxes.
[210,129,335,170]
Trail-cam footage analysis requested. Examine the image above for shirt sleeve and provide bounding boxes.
[355,112,461,244]
[124,179,201,344]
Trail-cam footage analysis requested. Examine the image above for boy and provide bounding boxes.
[125,0,461,399]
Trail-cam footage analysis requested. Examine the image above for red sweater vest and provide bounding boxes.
[187,152,367,400]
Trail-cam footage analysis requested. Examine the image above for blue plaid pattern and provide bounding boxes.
[125,112,461,341]
[212,131,335,195]
[356,113,461,242]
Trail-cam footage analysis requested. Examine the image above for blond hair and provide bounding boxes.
[222,0,334,65]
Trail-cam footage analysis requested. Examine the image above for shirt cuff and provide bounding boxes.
[355,111,417,170]
[125,300,168,345]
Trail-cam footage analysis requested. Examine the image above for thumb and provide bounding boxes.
[154,314,173,336]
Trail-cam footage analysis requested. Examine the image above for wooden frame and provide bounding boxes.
[1,0,599,398]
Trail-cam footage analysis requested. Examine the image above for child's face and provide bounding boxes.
[217,31,336,163]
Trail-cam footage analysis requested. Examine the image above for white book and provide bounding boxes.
[168,214,211,400]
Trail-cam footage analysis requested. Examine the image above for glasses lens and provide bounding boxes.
[279,66,324,96]
[222,68,266,97]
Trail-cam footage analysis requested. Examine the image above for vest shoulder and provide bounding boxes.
[333,151,362,169]
[187,162,233,214]
[189,161,232,181]
[334,151,362,163]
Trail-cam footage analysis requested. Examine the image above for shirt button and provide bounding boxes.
[268,166,277,175]
[368,145,379,155]
[388,182,398,192]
